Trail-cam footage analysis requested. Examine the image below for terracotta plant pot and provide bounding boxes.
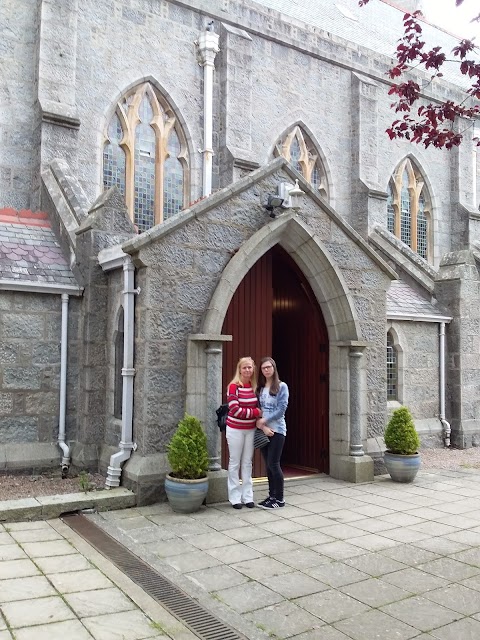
[384,452,421,483]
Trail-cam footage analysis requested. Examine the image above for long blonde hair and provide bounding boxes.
[228,356,257,389]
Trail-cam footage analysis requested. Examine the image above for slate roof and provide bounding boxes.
[0,208,79,288]
[254,0,472,88]
[387,280,451,321]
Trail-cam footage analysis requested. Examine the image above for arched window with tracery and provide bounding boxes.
[274,126,329,200]
[386,158,431,261]
[387,331,398,401]
[103,83,189,232]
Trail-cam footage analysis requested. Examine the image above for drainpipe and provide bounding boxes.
[58,293,70,478]
[195,25,220,197]
[105,256,138,488]
[439,321,451,447]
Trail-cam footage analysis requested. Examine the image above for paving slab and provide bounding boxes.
[5,469,480,640]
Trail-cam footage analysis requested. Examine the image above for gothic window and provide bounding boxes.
[114,308,124,420]
[387,331,398,401]
[103,83,189,232]
[275,126,329,200]
[386,159,431,261]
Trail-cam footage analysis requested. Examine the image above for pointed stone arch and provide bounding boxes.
[385,154,434,261]
[202,214,360,342]
[101,78,193,231]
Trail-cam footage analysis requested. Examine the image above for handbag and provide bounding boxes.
[216,403,228,432]
[254,429,270,449]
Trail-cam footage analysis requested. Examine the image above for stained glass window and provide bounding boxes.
[103,83,189,230]
[290,138,302,174]
[417,194,428,260]
[387,331,397,401]
[163,130,184,221]
[103,113,126,195]
[400,170,411,248]
[386,159,431,261]
[387,184,395,234]
[275,126,329,200]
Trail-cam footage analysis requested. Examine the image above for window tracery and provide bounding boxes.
[387,158,431,261]
[103,83,189,232]
[275,126,329,200]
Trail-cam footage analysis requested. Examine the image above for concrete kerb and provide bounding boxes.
[0,487,136,523]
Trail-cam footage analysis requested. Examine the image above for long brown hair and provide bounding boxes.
[257,356,281,395]
[228,356,257,389]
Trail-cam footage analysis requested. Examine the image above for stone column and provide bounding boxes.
[195,28,220,197]
[349,345,366,457]
[205,341,223,471]
[330,341,373,483]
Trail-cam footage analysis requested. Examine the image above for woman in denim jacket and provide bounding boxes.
[256,357,289,509]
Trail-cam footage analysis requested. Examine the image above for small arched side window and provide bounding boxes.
[103,83,189,232]
[386,158,431,261]
[274,126,329,200]
[387,330,398,401]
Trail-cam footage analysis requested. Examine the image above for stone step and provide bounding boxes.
[0,487,136,522]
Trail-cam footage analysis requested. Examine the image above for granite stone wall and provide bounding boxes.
[0,291,80,467]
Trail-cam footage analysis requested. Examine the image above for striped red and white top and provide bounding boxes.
[226,382,261,430]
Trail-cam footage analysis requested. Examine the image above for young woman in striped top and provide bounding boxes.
[226,357,262,509]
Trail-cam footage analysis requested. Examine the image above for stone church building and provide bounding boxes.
[1,0,479,503]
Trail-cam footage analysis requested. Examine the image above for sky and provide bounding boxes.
[421,0,480,39]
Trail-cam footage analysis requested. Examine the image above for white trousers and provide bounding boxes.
[226,426,255,505]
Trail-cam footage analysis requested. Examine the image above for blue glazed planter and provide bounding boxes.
[165,474,209,513]
[384,452,421,483]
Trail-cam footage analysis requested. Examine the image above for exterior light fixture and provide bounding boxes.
[264,194,284,218]
[278,179,304,210]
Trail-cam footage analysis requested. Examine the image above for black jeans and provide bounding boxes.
[260,432,285,501]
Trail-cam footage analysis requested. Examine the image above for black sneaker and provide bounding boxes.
[259,499,285,510]
[258,498,277,510]
[258,497,273,507]
[244,502,255,508]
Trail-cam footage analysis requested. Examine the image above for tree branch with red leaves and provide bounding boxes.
[359,0,480,149]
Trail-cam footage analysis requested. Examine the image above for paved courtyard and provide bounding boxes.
[3,468,480,639]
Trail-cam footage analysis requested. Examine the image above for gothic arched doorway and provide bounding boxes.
[221,245,329,477]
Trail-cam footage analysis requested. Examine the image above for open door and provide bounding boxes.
[221,246,329,476]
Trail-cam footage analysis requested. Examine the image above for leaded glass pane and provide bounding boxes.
[387,332,397,401]
[311,165,321,191]
[417,193,428,259]
[134,95,156,232]
[103,113,126,195]
[290,137,302,174]
[386,183,395,234]
[163,129,184,220]
[400,169,411,247]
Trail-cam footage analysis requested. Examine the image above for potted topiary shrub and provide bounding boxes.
[384,406,421,483]
[164,414,209,513]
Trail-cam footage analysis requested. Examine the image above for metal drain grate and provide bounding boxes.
[63,513,245,640]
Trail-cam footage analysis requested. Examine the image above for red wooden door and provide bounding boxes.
[221,246,329,476]
[221,253,272,475]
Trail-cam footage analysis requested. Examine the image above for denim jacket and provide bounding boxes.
[258,382,289,436]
